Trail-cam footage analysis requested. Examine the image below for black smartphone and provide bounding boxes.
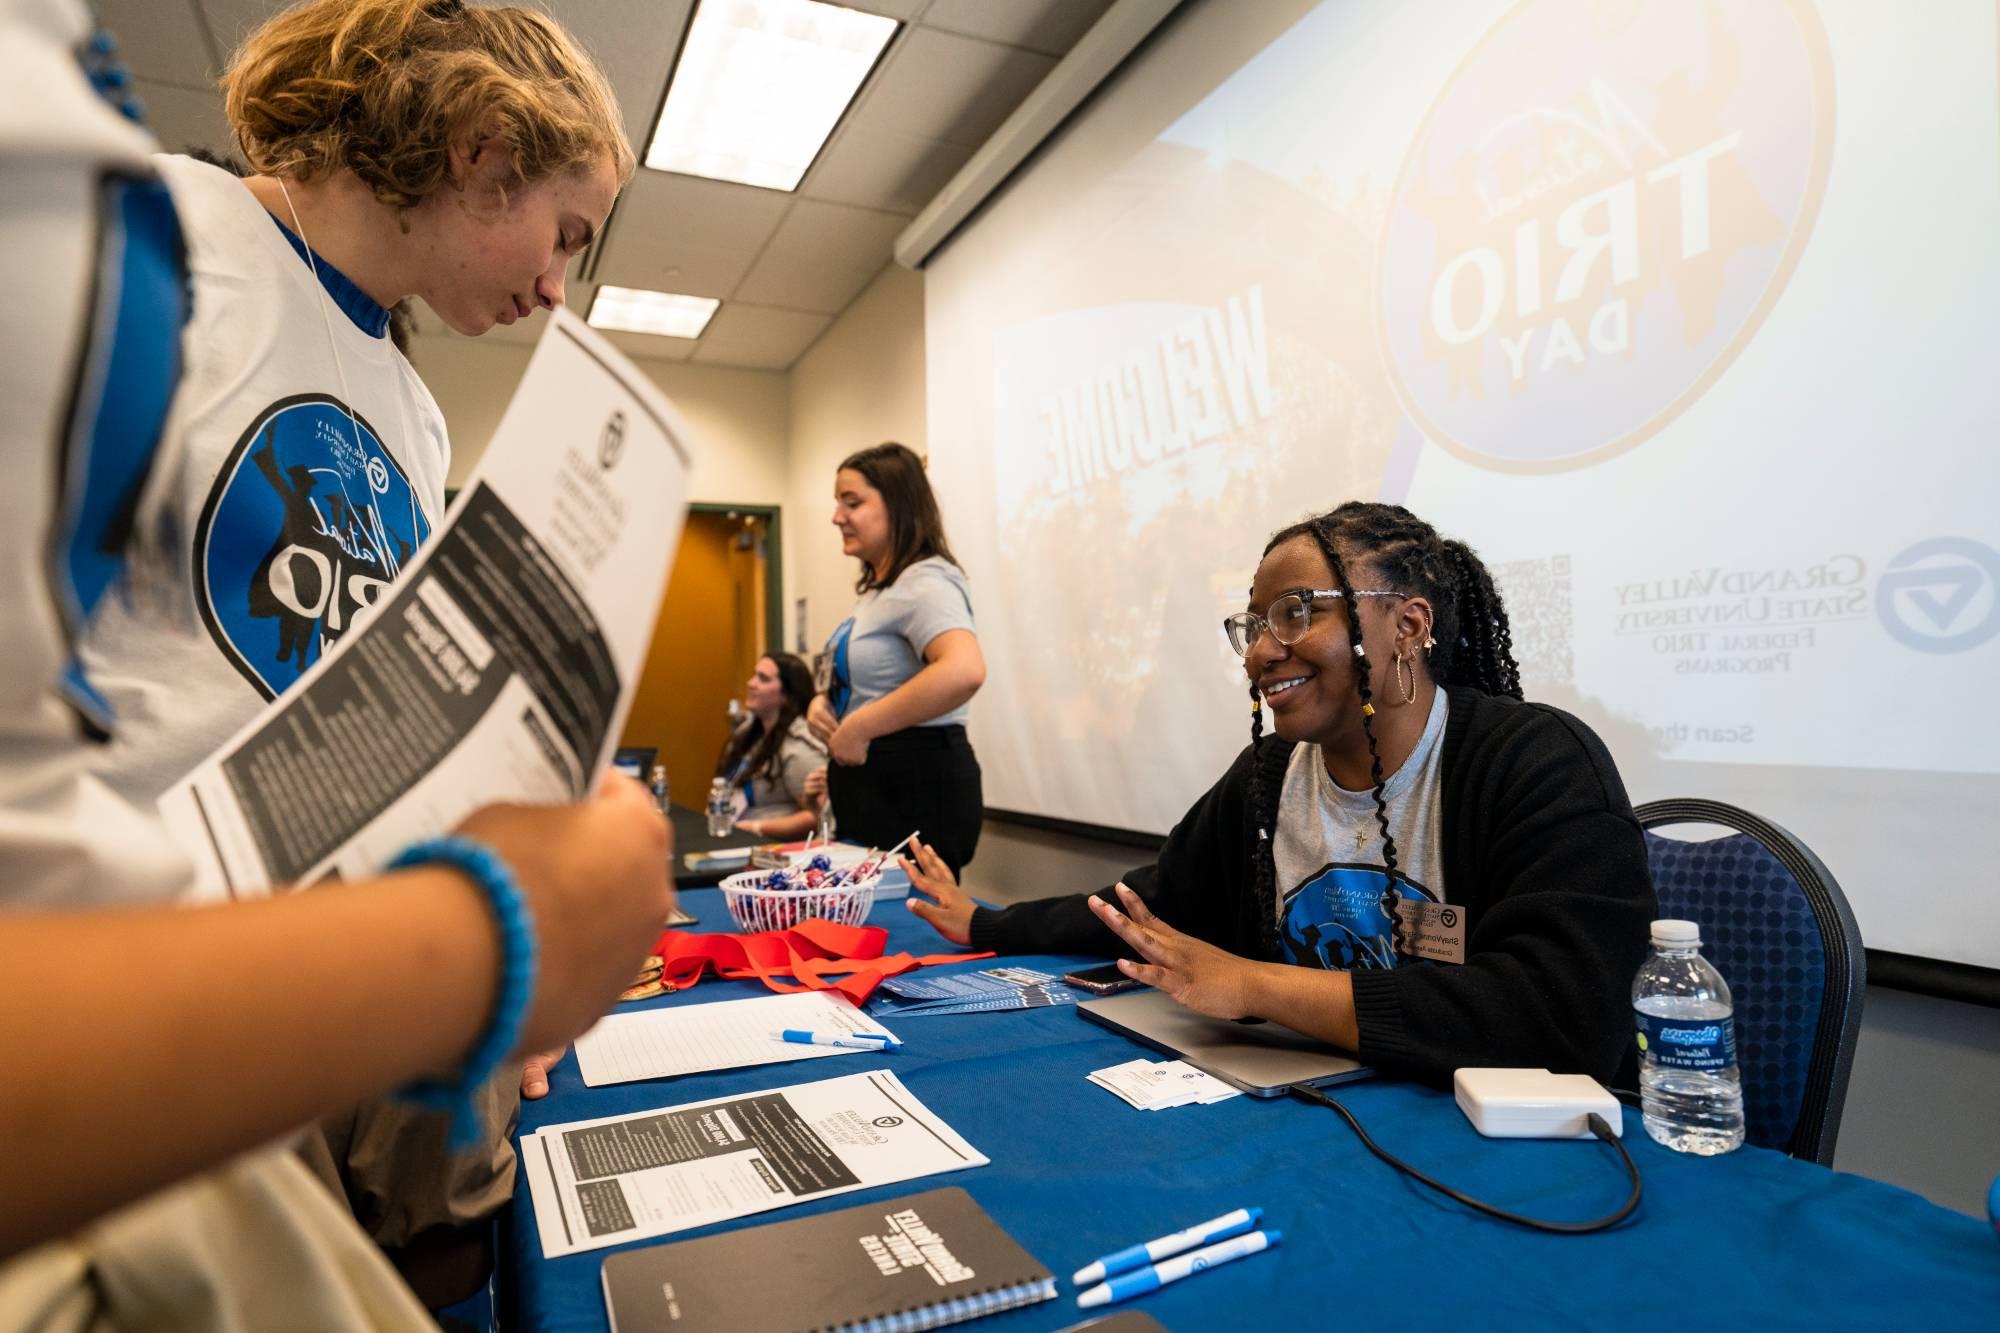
[1062,962,1145,995]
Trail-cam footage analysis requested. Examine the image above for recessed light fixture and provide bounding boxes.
[646,0,899,191]
[586,286,721,339]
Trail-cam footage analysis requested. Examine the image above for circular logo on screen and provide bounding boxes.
[1377,0,1834,472]
[1877,538,2000,653]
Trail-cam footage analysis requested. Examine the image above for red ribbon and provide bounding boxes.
[650,917,993,1005]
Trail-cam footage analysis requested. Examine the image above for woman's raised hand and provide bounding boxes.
[900,836,975,946]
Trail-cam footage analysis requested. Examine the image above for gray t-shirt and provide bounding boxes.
[728,715,828,821]
[823,556,976,728]
[1272,686,1449,970]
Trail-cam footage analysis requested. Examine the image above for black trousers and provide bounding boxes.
[826,724,982,876]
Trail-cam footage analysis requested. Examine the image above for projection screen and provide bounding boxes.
[924,0,1999,969]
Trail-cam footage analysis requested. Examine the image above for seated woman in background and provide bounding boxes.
[899,501,1656,1087]
[720,653,829,843]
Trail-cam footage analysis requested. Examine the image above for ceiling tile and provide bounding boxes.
[167,0,1103,330]
[603,329,699,363]
[98,0,217,89]
[594,171,793,299]
[841,0,930,19]
[546,0,691,161]
[195,0,687,146]
[800,122,972,215]
[847,26,1054,149]
[133,79,233,158]
[690,304,831,370]
[733,200,906,313]
[918,0,1114,57]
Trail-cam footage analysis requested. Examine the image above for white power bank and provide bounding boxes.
[1453,1068,1622,1139]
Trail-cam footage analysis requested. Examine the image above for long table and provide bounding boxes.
[505,888,2000,1330]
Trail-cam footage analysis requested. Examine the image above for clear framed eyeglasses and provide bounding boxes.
[1222,588,1401,656]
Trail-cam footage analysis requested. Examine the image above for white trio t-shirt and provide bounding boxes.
[0,1,190,909]
[81,154,449,808]
[0,7,436,1330]
[1272,686,1450,971]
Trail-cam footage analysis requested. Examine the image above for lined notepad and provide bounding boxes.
[572,990,897,1086]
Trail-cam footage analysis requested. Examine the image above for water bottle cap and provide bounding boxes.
[1651,919,1701,947]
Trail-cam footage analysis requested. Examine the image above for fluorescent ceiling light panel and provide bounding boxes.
[587,287,721,338]
[647,0,898,191]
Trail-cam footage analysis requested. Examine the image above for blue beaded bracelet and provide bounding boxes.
[387,836,538,1148]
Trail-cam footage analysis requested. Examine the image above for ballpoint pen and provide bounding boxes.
[1076,1230,1281,1308]
[775,1029,901,1050]
[1072,1207,1262,1286]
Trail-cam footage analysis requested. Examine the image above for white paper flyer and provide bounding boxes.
[158,308,691,897]
[522,1069,987,1258]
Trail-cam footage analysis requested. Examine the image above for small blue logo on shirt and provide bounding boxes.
[193,395,430,699]
[1281,863,1437,971]
[823,617,855,717]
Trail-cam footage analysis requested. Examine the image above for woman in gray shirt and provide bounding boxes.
[807,444,987,873]
[717,653,827,842]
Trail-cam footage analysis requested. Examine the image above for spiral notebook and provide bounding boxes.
[601,1187,1055,1333]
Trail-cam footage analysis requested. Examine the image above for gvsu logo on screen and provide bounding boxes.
[1377,0,1833,472]
[1877,538,2000,654]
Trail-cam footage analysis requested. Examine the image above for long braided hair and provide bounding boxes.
[1242,502,1523,957]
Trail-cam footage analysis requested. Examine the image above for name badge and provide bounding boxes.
[1393,900,1468,964]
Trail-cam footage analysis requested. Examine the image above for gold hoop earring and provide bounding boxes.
[1394,649,1416,705]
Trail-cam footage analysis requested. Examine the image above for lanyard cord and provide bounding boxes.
[273,179,423,569]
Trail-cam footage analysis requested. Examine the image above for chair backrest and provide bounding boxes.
[1636,798,1865,1165]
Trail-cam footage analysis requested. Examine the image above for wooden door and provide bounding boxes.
[623,511,769,808]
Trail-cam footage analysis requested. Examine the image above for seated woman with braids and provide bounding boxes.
[900,502,1656,1086]
[718,653,830,843]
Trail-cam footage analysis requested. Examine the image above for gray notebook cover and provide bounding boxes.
[602,1187,1054,1333]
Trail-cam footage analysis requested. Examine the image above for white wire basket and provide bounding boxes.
[719,868,878,932]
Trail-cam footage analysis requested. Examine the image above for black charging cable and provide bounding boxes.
[1288,1083,1643,1234]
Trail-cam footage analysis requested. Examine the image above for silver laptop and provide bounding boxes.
[1078,989,1372,1097]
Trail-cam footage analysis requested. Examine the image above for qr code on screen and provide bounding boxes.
[1493,555,1573,687]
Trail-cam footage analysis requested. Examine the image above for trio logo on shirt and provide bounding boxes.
[193,394,431,700]
[1282,862,1437,972]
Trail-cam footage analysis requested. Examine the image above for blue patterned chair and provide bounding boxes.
[1636,799,1865,1165]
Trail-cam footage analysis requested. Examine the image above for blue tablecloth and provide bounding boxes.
[507,890,1999,1330]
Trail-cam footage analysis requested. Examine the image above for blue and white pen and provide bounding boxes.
[775,1029,900,1050]
[1072,1207,1262,1286]
[1075,1230,1281,1309]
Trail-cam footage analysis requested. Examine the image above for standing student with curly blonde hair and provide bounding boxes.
[64,0,636,1310]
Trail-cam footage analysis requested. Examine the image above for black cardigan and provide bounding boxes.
[969,689,1656,1087]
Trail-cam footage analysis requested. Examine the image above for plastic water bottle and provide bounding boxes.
[706,778,734,838]
[816,793,836,844]
[1633,919,1745,1155]
[649,764,670,817]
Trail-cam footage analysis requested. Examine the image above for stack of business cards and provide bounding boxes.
[1087,1058,1241,1109]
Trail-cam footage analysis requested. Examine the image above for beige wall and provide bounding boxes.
[786,262,928,652]
[405,261,924,663]
[410,331,797,608]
